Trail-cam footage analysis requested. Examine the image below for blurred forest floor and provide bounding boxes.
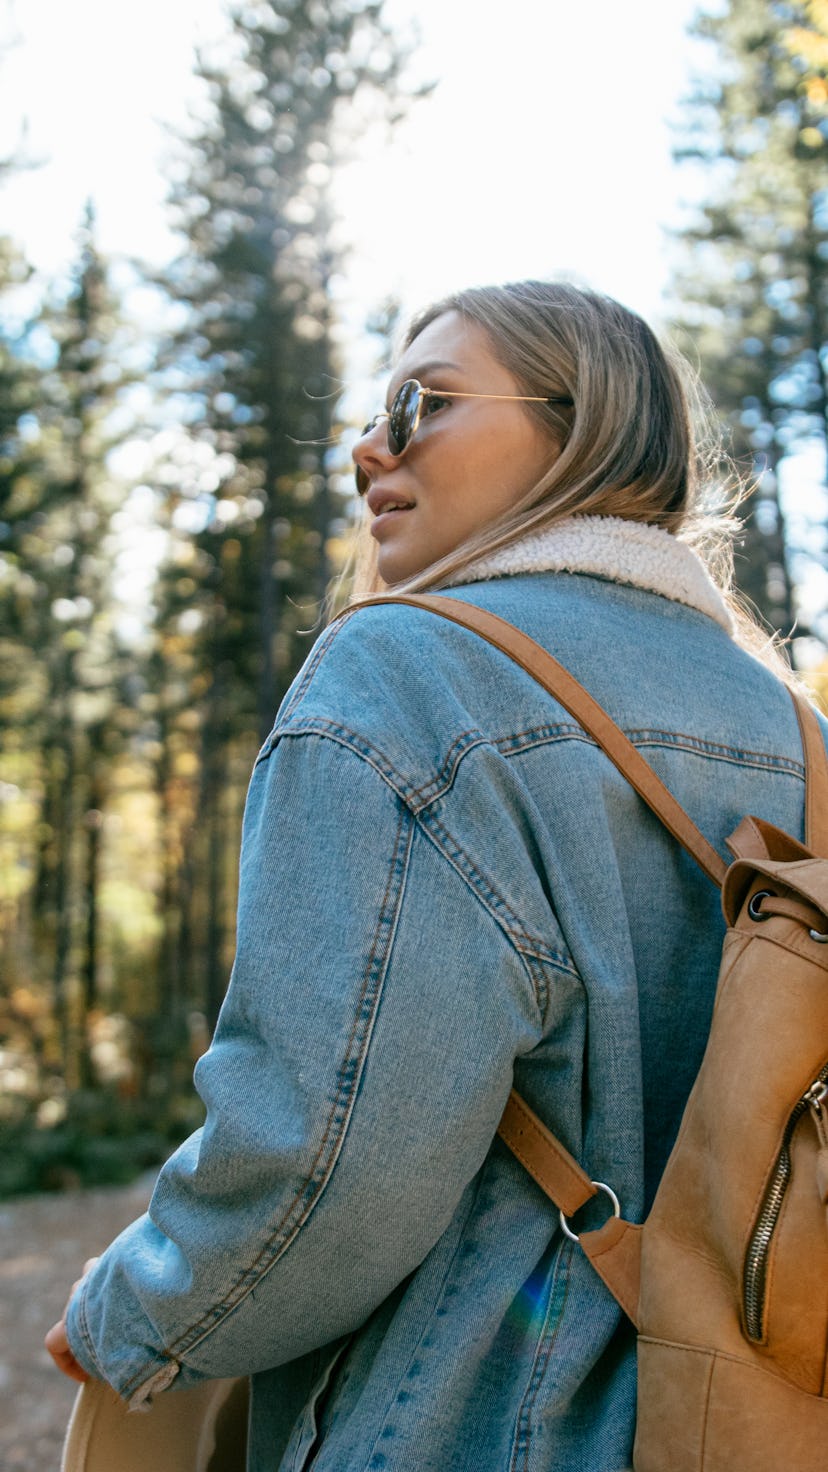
[0,1172,154,1470]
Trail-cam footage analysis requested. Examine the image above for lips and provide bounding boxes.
[366,487,415,517]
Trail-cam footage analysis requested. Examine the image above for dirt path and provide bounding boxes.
[0,1173,155,1471]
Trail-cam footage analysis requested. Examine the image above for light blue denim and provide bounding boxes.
[67,571,824,1471]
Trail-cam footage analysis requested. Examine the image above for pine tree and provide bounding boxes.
[148,0,423,1025]
[0,237,42,1011]
[2,208,135,1085]
[161,0,421,727]
[669,0,828,647]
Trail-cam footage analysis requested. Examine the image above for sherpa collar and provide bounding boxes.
[443,515,734,634]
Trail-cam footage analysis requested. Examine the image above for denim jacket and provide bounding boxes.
[67,526,823,1472]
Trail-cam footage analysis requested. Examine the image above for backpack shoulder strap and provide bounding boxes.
[348,590,828,1272]
[794,694,828,856]
[354,591,727,886]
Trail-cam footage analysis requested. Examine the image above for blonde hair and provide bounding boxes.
[339,280,790,675]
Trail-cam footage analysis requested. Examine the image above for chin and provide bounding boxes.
[376,551,425,586]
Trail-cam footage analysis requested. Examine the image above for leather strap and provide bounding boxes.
[793,693,828,857]
[354,592,728,886]
[347,591,828,1251]
[497,1091,596,1217]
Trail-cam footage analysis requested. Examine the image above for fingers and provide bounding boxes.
[45,1319,90,1384]
[45,1257,100,1382]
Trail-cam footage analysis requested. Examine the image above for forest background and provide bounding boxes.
[1,0,827,1195]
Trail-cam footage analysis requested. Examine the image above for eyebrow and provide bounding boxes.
[386,359,464,407]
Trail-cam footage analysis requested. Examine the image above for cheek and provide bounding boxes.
[508,428,557,500]
[468,432,543,508]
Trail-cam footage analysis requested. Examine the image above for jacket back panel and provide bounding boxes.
[243,573,816,1472]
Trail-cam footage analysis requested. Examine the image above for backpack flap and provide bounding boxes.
[724,813,828,924]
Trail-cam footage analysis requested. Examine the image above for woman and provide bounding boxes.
[48,282,822,1471]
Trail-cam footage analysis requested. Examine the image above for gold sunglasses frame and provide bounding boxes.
[355,379,574,496]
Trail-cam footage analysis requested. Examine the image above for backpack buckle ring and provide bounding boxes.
[559,1181,621,1243]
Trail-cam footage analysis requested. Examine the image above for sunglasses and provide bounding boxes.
[354,378,574,496]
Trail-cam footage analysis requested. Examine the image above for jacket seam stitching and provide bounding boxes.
[509,1238,573,1472]
[492,726,805,777]
[264,717,805,807]
[362,1167,490,1471]
[257,725,576,987]
[626,729,805,774]
[73,1284,107,1381]
[413,806,576,1013]
[255,620,349,757]
[125,802,416,1386]
[255,721,420,798]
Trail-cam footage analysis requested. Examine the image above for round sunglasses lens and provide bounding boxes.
[387,380,419,456]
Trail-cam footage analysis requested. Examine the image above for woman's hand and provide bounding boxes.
[45,1258,99,1383]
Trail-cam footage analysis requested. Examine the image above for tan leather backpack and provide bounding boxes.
[365,593,828,1472]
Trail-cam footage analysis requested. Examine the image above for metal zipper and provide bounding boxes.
[743,1063,828,1343]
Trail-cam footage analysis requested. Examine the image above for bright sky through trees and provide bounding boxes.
[0,0,727,636]
[1,0,702,354]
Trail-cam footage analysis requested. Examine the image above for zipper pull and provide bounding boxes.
[805,1081,828,1208]
[805,1080,828,1147]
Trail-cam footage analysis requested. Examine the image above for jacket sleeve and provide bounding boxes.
[65,724,545,1404]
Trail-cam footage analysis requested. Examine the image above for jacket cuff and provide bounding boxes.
[65,1279,106,1381]
[65,1277,179,1405]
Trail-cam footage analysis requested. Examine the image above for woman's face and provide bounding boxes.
[352,310,559,585]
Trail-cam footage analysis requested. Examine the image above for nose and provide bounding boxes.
[352,417,393,496]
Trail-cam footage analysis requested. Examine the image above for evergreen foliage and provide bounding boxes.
[0,0,425,1190]
[1,209,139,1097]
[670,0,828,646]
[145,0,424,1025]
